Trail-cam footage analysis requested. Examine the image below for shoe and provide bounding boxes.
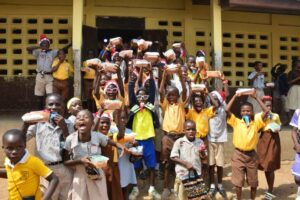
[129,188,139,200]
[161,188,171,200]
[218,187,227,198]
[264,192,276,200]
[209,187,217,197]
[149,188,162,200]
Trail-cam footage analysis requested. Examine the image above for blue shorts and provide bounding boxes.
[134,138,157,169]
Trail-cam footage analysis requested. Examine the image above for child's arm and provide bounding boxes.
[26,46,39,53]
[251,93,269,118]
[148,70,156,105]
[116,67,125,98]
[107,139,128,157]
[0,168,7,178]
[159,70,167,103]
[53,115,70,139]
[292,127,300,153]
[138,66,144,87]
[128,72,138,107]
[223,80,229,98]
[51,59,64,73]
[93,71,102,99]
[42,172,59,200]
[171,156,193,170]
[93,106,105,131]
[61,43,72,52]
[225,93,238,118]
[178,67,187,102]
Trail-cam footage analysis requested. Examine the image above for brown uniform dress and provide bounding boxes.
[257,130,281,171]
[101,139,124,200]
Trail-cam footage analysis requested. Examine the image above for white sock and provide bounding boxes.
[218,183,223,189]
[133,186,139,192]
[210,184,215,189]
[149,186,155,192]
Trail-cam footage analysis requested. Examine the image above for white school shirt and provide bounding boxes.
[248,71,265,89]
[26,119,75,163]
[208,105,228,142]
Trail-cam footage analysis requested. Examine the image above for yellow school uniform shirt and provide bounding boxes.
[161,99,186,134]
[227,113,265,151]
[82,61,96,79]
[5,153,52,200]
[185,107,215,138]
[188,71,201,84]
[112,132,133,163]
[255,112,281,132]
[52,58,74,80]
[133,109,155,140]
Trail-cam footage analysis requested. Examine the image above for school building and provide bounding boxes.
[0,0,299,110]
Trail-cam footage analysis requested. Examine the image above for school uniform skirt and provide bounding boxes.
[68,165,108,200]
[287,85,300,110]
[257,131,281,172]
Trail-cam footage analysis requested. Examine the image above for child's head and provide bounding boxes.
[113,109,128,135]
[100,73,110,89]
[187,56,196,71]
[45,93,64,114]
[112,52,122,66]
[181,66,188,81]
[262,96,272,110]
[254,61,263,72]
[276,64,287,74]
[87,49,95,59]
[39,34,50,51]
[166,86,180,104]
[184,120,196,141]
[67,97,83,116]
[240,102,254,118]
[104,81,119,100]
[192,94,205,112]
[292,60,300,71]
[2,129,26,164]
[58,49,66,61]
[210,91,224,108]
[75,110,94,135]
[136,87,149,104]
[99,113,112,135]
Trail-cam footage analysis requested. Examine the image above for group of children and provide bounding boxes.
[1,34,297,200]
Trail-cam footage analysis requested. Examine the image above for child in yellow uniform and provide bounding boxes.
[226,92,268,200]
[52,49,73,101]
[0,129,58,200]
[159,67,187,199]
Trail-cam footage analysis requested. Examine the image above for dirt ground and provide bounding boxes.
[0,112,298,200]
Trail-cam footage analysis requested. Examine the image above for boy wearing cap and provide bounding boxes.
[27,34,71,110]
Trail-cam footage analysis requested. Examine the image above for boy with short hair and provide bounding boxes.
[0,129,58,200]
[159,67,187,199]
[52,49,74,101]
[170,120,208,200]
[22,93,74,200]
[226,92,268,200]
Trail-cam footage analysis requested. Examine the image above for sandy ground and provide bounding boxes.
[0,112,298,200]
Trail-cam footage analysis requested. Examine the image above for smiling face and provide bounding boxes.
[99,117,111,135]
[114,109,127,136]
[105,84,119,100]
[45,94,63,114]
[193,95,204,112]
[69,99,83,116]
[184,121,196,142]
[240,104,253,118]
[2,133,26,164]
[187,56,196,71]
[75,110,94,135]
[166,87,179,104]
[136,89,149,104]
[58,50,66,61]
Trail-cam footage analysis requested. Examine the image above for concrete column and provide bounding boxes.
[72,0,83,97]
[210,0,223,90]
